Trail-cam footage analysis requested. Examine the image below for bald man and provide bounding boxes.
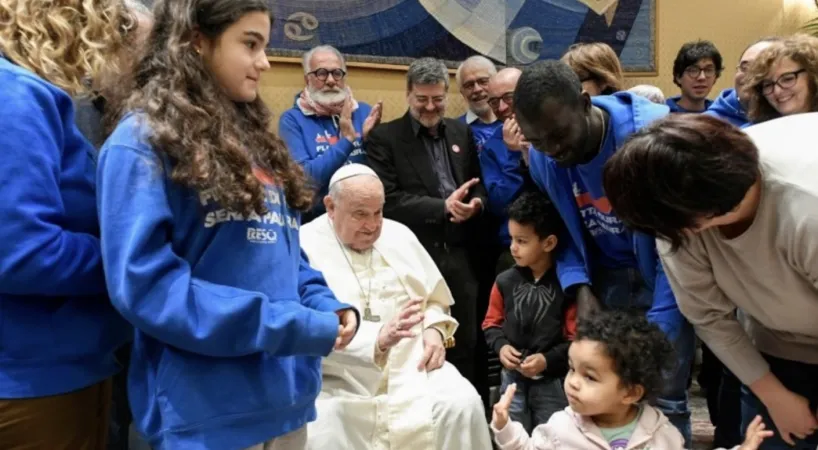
[481,68,537,272]
[301,164,492,450]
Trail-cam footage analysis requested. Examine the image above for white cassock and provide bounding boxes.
[301,215,492,450]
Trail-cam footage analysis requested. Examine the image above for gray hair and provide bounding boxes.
[628,84,666,104]
[455,55,497,87]
[406,57,449,91]
[124,0,153,17]
[302,45,347,74]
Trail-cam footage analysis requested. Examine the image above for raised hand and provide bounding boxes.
[339,96,356,142]
[445,178,481,223]
[492,383,517,430]
[362,101,383,141]
[738,415,774,450]
[376,298,424,352]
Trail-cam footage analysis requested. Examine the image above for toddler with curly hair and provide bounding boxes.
[491,310,772,450]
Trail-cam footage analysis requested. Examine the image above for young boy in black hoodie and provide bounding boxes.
[482,192,576,433]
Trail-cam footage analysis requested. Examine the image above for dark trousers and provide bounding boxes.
[0,379,112,450]
[107,345,132,450]
[741,354,818,450]
[700,345,742,448]
[500,369,567,433]
[427,244,487,403]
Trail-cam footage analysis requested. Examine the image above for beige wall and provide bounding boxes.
[260,0,817,128]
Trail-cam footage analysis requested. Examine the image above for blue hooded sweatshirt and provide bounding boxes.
[279,94,372,216]
[705,88,749,128]
[666,95,713,113]
[479,126,533,245]
[528,92,686,341]
[0,57,130,399]
[97,113,355,450]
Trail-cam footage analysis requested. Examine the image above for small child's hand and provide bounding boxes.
[739,415,774,450]
[519,353,546,378]
[492,383,517,431]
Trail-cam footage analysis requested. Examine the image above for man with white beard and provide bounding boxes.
[302,164,493,450]
[279,45,383,222]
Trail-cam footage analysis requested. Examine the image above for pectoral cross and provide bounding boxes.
[363,307,381,322]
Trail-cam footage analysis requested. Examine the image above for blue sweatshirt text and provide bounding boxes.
[98,114,354,450]
[528,92,686,341]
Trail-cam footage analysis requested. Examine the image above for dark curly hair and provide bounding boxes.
[109,0,314,215]
[507,191,564,240]
[576,310,676,401]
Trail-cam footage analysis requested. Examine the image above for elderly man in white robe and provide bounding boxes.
[301,164,492,450]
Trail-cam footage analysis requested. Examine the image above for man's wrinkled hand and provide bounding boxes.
[418,328,446,372]
[376,298,424,352]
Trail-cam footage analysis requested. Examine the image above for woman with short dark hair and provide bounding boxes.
[603,113,818,450]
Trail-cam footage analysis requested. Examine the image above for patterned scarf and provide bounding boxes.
[296,86,359,117]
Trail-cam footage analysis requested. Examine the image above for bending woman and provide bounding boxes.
[98,0,358,449]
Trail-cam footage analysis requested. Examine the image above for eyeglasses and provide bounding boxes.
[308,68,346,81]
[760,69,806,95]
[487,92,514,109]
[461,77,490,91]
[684,65,718,78]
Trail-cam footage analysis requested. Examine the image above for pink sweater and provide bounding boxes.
[492,405,741,450]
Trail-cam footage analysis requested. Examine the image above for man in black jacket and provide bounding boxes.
[366,57,489,400]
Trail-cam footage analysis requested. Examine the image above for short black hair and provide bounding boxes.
[507,192,563,240]
[575,310,675,402]
[513,60,583,124]
[602,114,759,251]
[672,40,724,86]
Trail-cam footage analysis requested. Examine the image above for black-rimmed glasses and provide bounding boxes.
[487,92,514,109]
[684,65,718,78]
[760,69,806,95]
[308,68,346,81]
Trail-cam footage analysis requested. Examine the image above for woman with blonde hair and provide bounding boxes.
[0,0,135,447]
[561,42,625,96]
[741,34,818,124]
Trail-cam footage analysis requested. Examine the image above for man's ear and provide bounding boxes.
[323,195,334,214]
[581,91,592,112]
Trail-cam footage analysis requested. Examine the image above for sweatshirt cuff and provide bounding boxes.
[491,420,525,447]
[492,337,512,355]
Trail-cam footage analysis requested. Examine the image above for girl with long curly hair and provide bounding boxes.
[97,1,358,448]
[0,0,134,447]
[741,34,818,124]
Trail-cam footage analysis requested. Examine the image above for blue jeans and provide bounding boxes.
[592,266,694,448]
[740,354,818,450]
[500,369,568,433]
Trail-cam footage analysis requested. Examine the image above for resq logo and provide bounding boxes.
[247,228,278,244]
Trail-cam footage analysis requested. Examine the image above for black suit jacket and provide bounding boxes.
[366,112,488,250]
